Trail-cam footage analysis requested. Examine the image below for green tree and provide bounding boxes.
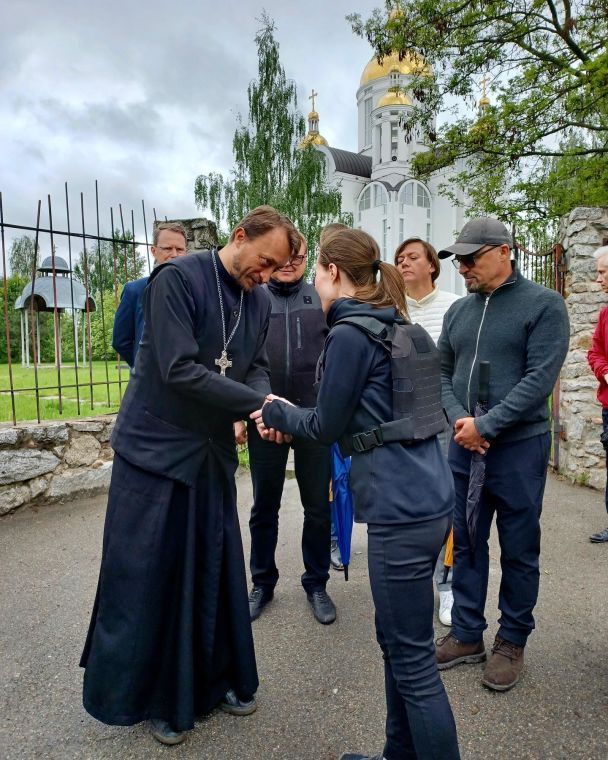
[0,276,27,363]
[88,290,118,361]
[73,229,146,296]
[349,1,608,237]
[194,14,350,262]
[9,235,39,278]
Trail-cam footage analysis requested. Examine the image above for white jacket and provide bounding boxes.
[406,286,462,344]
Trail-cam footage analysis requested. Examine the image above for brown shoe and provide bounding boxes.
[482,635,524,691]
[435,632,486,671]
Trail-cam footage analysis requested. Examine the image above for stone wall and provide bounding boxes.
[559,207,608,489]
[0,416,116,515]
[154,217,218,251]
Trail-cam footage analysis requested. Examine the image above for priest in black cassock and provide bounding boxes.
[80,206,300,746]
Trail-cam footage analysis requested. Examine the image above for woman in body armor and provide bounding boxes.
[251,228,460,760]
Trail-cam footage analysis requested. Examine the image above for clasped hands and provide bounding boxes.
[454,416,490,455]
[234,395,293,445]
[250,394,293,443]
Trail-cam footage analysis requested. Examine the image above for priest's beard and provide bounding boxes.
[231,253,261,291]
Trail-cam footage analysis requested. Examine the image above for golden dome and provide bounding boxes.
[360,50,430,86]
[378,89,412,108]
[308,110,319,120]
[479,95,490,108]
[388,7,405,22]
[299,132,329,148]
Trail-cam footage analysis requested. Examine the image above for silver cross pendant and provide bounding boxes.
[215,349,233,376]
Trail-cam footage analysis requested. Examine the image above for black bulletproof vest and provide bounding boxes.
[335,316,446,453]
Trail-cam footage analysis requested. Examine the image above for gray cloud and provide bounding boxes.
[0,0,380,259]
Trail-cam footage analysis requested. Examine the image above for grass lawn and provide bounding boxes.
[0,361,131,424]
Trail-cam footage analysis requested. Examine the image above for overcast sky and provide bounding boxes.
[0,0,381,260]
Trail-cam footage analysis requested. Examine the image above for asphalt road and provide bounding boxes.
[1,471,607,760]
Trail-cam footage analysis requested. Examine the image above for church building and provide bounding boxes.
[300,45,482,297]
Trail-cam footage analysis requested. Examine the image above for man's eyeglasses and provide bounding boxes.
[157,245,187,255]
[287,254,307,265]
[451,245,498,270]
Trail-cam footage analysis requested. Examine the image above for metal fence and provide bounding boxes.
[514,239,567,470]
[0,183,163,425]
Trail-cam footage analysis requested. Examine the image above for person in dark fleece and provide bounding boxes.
[251,228,460,760]
[239,232,336,626]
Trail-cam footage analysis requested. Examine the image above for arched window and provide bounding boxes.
[358,183,387,221]
[358,183,389,259]
[398,181,432,242]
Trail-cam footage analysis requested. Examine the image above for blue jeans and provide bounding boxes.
[449,433,550,647]
[368,519,460,760]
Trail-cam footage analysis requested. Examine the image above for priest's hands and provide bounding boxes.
[454,416,490,455]
[234,421,248,445]
[250,394,293,444]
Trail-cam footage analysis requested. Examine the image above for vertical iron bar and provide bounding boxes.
[119,204,129,283]
[80,193,95,411]
[65,182,81,415]
[95,181,111,406]
[153,208,157,222]
[29,200,42,423]
[0,193,17,425]
[131,208,137,278]
[110,207,123,401]
[142,199,151,273]
[48,195,63,414]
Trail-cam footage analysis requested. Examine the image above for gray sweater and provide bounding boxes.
[438,268,570,444]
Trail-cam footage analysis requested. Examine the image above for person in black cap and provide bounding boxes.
[434,217,569,692]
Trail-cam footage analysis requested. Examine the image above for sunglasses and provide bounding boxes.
[451,245,499,270]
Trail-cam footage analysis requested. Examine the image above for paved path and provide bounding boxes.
[1,472,607,759]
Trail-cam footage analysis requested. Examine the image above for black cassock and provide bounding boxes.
[80,251,271,731]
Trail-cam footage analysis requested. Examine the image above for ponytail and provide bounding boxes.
[318,228,409,318]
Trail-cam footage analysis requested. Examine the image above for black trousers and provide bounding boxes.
[368,519,460,760]
[248,423,331,593]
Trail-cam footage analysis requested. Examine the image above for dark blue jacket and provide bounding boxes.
[263,298,454,524]
[112,277,148,368]
[438,268,570,443]
[264,278,328,406]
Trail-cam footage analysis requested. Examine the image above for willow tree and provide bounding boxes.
[349,0,608,238]
[194,15,349,258]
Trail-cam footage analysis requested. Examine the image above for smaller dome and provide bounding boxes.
[308,110,319,120]
[299,132,329,148]
[388,7,405,22]
[39,255,70,273]
[378,90,412,108]
[479,95,490,108]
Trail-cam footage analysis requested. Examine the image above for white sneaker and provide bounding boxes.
[439,590,453,626]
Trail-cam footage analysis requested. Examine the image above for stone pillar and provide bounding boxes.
[153,217,218,252]
[559,206,608,489]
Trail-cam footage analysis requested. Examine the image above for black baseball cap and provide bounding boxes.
[438,218,513,259]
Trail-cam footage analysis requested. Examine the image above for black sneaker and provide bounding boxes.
[307,589,337,625]
[248,586,273,621]
[149,718,185,745]
[220,688,257,716]
[589,526,608,543]
[330,540,345,571]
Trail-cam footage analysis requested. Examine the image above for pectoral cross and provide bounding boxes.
[215,349,232,376]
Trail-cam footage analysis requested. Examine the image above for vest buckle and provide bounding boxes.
[351,427,384,453]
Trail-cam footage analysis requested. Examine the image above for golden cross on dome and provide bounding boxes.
[309,89,318,112]
[480,74,489,98]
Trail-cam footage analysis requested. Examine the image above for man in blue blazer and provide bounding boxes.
[112,222,188,367]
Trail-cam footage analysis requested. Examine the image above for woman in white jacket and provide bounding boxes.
[394,237,462,626]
